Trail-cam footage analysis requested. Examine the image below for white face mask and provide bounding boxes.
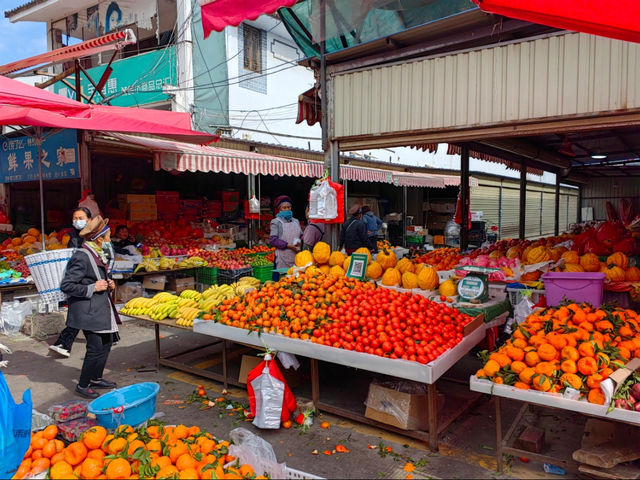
[73,219,87,230]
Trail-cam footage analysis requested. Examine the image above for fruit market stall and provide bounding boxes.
[470,302,640,475]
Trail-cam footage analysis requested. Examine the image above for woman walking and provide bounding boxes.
[60,216,119,399]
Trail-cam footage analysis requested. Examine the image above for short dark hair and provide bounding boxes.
[73,207,92,218]
[115,225,128,235]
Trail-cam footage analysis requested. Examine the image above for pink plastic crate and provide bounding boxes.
[541,272,605,307]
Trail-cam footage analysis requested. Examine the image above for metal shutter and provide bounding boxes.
[541,192,556,237]
[559,194,569,232]
[471,185,500,230]
[525,189,542,238]
[568,194,578,227]
[501,188,520,239]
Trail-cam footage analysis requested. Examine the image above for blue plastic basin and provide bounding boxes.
[88,382,159,429]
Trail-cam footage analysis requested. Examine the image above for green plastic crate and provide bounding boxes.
[252,263,274,283]
[197,267,218,285]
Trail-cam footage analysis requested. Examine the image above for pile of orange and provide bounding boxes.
[213,271,372,340]
[14,423,264,479]
[477,303,640,405]
[414,248,462,271]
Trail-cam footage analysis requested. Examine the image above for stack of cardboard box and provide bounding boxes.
[156,191,180,221]
[118,194,157,222]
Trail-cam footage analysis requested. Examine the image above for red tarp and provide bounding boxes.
[473,0,640,44]
[0,76,216,144]
[199,0,298,38]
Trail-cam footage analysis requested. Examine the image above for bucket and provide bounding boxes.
[88,382,159,429]
[541,272,605,307]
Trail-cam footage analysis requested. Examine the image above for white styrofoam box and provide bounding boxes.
[437,269,455,282]
[0,224,13,232]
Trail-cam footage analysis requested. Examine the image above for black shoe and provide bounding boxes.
[90,378,117,389]
[49,344,70,357]
[76,384,100,399]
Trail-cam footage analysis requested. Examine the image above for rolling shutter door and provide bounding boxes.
[525,189,542,238]
[541,192,556,237]
[501,188,520,239]
[559,194,569,232]
[471,185,500,230]
[568,195,578,227]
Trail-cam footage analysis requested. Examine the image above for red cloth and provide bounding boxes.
[200,0,298,38]
[472,0,640,44]
[0,75,216,144]
[246,357,296,423]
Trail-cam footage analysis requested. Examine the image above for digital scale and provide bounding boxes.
[456,266,500,303]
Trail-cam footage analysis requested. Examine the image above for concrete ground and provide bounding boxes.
[1,319,563,479]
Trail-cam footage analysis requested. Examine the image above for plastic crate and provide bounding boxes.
[197,267,218,285]
[252,263,274,283]
[506,287,545,307]
[218,267,253,285]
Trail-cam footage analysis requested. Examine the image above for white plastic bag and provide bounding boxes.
[249,196,260,214]
[250,360,285,429]
[309,180,337,221]
[277,352,300,371]
[228,428,286,479]
[513,295,534,325]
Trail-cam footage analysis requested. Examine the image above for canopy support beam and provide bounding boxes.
[460,144,470,251]
[519,162,527,239]
[554,174,561,236]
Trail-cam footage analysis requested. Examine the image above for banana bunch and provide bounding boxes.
[153,292,179,302]
[177,257,207,269]
[176,297,198,308]
[133,258,160,273]
[230,276,260,295]
[159,257,177,270]
[120,297,160,316]
[149,302,179,320]
[180,289,202,302]
[176,306,201,327]
[199,284,236,311]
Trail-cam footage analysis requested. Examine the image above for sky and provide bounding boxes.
[0,1,47,64]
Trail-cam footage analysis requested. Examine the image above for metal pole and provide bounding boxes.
[519,163,527,240]
[577,185,583,224]
[402,186,407,248]
[320,1,327,153]
[554,174,561,235]
[498,183,503,240]
[36,127,46,251]
[247,174,254,248]
[460,144,470,251]
[74,60,82,102]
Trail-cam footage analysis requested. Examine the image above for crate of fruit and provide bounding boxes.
[197,266,218,285]
[252,264,274,283]
[218,267,253,285]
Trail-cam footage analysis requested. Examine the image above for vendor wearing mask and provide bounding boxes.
[269,195,302,269]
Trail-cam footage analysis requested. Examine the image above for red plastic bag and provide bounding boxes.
[453,194,471,229]
[247,355,296,424]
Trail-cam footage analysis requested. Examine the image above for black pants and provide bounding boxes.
[78,331,113,388]
[54,326,79,351]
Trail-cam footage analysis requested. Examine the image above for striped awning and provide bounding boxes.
[108,133,321,178]
[340,164,393,183]
[0,30,136,76]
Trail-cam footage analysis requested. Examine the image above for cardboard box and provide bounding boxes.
[515,426,545,453]
[128,211,158,221]
[180,199,203,209]
[115,282,143,304]
[127,203,157,214]
[218,191,240,202]
[142,274,166,291]
[113,260,135,273]
[364,382,439,430]
[430,202,456,214]
[156,191,179,198]
[238,354,301,388]
[166,276,195,294]
[223,201,239,213]
[118,194,156,205]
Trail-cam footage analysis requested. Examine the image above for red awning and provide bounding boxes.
[0,75,216,144]
[472,0,640,44]
[199,0,298,38]
[0,30,136,76]
[107,133,322,178]
[340,164,392,183]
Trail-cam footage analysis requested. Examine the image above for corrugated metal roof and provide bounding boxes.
[4,0,44,18]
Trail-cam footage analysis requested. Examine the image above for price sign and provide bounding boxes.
[346,253,369,281]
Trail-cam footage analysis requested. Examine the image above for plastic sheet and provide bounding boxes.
[277,352,300,371]
[228,428,287,479]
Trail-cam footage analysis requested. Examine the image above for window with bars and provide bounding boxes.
[243,24,262,73]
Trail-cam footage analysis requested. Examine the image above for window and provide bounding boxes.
[243,24,262,73]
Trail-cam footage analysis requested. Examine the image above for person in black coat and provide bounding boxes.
[50,207,93,358]
[61,216,120,399]
[339,204,369,255]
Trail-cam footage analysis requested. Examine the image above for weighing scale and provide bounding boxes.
[456,266,501,303]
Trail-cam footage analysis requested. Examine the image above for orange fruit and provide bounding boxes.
[42,440,57,458]
[30,457,51,474]
[50,460,74,480]
[81,457,104,480]
[108,437,127,455]
[151,456,172,470]
[31,437,47,450]
[176,453,197,471]
[51,452,65,466]
[63,442,88,466]
[31,449,43,460]
[179,468,199,479]
[88,450,106,461]
[169,442,188,464]
[187,426,200,436]
[14,460,31,480]
[174,425,188,440]
[127,440,145,457]
[83,426,107,450]
[105,458,132,480]
[155,465,179,479]
[43,425,59,440]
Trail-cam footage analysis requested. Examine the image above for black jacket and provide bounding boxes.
[61,245,120,332]
[339,216,368,251]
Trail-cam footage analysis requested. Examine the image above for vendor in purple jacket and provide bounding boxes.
[269,195,302,269]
